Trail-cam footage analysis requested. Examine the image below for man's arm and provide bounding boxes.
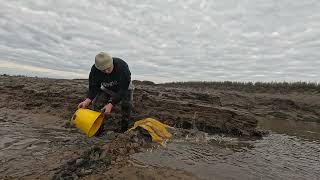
[110,64,131,105]
[87,65,101,101]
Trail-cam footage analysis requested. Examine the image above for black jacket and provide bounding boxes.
[87,57,131,105]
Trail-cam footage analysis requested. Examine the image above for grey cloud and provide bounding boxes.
[0,0,320,82]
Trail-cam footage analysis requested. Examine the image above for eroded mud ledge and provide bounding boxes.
[1,75,319,179]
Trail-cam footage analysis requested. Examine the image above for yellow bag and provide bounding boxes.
[129,118,172,145]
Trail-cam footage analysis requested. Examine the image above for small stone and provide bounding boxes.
[99,150,108,159]
[131,143,139,149]
[78,168,85,175]
[84,169,93,175]
[118,134,126,139]
[102,144,111,150]
[132,137,139,143]
[119,148,126,155]
[184,159,195,165]
[140,139,146,146]
[93,152,100,161]
[107,131,115,135]
[75,158,84,166]
[129,149,135,154]
[106,131,117,139]
[51,102,60,108]
[72,174,79,180]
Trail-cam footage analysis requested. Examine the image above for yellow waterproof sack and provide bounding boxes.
[129,118,172,145]
[70,108,103,137]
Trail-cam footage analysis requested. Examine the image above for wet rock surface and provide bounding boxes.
[51,130,152,180]
[1,75,319,179]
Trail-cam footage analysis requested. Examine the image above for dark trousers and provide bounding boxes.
[92,90,132,132]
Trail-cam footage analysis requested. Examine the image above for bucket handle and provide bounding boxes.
[70,114,77,124]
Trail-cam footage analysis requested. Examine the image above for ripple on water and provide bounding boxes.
[132,132,320,180]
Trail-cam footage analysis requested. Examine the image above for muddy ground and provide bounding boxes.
[0,75,319,179]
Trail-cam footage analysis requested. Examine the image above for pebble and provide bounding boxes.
[93,152,100,161]
[106,131,115,136]
[51,102,60,108]
[184,159,195,165]
[140,139,147,146]
[106,131,117,139]
[132,137,139,143]
[131,143,140,149]
[72,174,79,180]
[102,144,110,150]
[116,157,123,162]
[129,149,136,154]
[84,169,93,175]
[75,158,84,166]
[119,148,126,155]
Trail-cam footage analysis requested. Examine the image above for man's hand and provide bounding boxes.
[77,98,92,109]
[101,103,113,116]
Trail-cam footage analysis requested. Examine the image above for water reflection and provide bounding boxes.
[132,120,320,180]
[258,118,320,142]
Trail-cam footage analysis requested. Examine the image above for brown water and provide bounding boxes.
[0,108,99,179]
[132,119,320,180]
[1,106,319,179]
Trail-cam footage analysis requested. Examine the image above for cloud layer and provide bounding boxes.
[0,0,319,82]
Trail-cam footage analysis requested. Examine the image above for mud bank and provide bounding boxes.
[0,75,264,136]
[1,75,319,179]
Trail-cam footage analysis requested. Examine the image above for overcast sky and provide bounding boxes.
[0,0,319,82]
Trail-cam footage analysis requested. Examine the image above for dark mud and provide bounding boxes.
[51,129,152,180]
[1,75,319,179]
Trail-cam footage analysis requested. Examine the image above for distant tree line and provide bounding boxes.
[160,81,320,93]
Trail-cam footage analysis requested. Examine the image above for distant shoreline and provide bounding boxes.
[2,73,319,93]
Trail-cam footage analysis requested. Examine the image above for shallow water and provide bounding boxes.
[1,105,319,179]
[0,108,97,179]
[132,119,320,180]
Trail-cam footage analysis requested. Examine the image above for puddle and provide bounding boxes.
[0,108,96,179]
[132,120,320,180]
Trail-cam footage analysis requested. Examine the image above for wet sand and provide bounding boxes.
[0,75,319,179]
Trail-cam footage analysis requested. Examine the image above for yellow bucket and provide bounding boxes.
[70,108,104,137]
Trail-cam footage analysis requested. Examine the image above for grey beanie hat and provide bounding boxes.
[95,52,113,71]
